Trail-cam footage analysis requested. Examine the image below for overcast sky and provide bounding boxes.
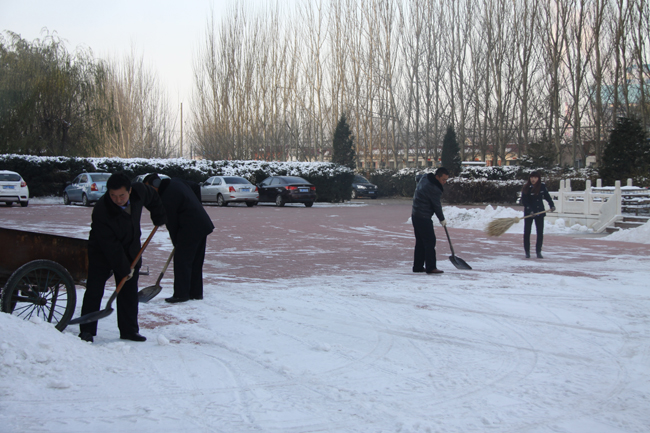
[0,0,277,114]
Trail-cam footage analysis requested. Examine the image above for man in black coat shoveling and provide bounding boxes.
[79,173,167,343]
[143,174,214,303]
[411,167,449,274]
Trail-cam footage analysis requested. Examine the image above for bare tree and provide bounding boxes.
[102,47,176,158]
[563,0,597,167]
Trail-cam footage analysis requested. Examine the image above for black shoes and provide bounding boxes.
[79,332,94,343]
[80,332,146,342]
[537,252,544,259]
[189,295,203,300]
[413,268,426,273]
[525,252,531,258]
[426,269,444,274]
[165,296,189,303]
[120,333,147,342]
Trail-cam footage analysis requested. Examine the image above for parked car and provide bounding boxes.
[200,176,259,207]
[0,170,29,207]
[351,174,378,199]
[132,173,171,184]
[257,176,316,207]
[63,172,111,206]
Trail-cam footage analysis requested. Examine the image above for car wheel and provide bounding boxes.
[81,193,89,207]
[20,201,28,207]
[63,193,71,205]
[246,202,255,207]
[217,194,228,207]
[275,194,285,207]
[304,202,314,207]
[351,190,357,199]
[4,202,12,206]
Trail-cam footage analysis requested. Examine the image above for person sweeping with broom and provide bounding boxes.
[521,171,555,259]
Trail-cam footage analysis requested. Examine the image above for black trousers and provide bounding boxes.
[524,215,545,254]
[173,235,207,299]
[412,216,437,272]
[80,258,140,337]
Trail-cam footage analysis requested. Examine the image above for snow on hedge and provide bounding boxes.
[88,158,352,178]
[0,154,352,178]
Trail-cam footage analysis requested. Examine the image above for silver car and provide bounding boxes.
[200,176,259,207]
[0,170,29,207]
[63,172,112,206]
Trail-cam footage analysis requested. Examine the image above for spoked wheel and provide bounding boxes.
[1,260,77,331]
[81,193,89,207]
[217,194,228,207]
[275,194,285,207]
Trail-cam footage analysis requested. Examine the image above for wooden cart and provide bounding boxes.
[0,227,88,331]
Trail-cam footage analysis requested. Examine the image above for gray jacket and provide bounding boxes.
[411,173,445,221]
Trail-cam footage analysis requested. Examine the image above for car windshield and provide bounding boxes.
[0,173,21,182]
[354,175,370,183]
[223,177,251,185]
[91,174,111,182]
[281,177,309,184]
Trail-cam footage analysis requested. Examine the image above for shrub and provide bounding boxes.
[0,155,354,202]
[443,179,522,204]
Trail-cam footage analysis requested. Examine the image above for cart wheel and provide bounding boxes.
[1,260,77,331]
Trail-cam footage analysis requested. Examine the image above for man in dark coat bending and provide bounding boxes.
[143,174,214,303]
[79,173,167,343]
[411,167,449,274]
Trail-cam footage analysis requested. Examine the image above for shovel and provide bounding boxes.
[443,225,472,270]
[69,226,159,325]
[138,248,175,303]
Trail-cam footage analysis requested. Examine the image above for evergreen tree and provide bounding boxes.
[332,112,356,169]
[441,125,462,176]
[599,117,650,185]
[520,134,558,169]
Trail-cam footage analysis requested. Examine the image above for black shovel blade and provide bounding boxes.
[449,255,472,270]
[138,284,162,303]
[68,307,114,325]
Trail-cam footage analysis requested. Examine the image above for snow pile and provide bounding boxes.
[410,205,593,235]
[604,218,650,244]
[0,314,132,395]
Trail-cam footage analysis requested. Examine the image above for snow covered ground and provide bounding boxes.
[1,199,649,433]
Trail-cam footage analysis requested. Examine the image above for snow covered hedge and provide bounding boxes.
[360,165,599,204]
[0,155,354,202]
[0,154,599,203]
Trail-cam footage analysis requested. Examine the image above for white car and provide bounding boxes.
[0,170,29,207]
[200,176,259,207]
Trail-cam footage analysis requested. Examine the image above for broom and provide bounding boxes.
[485,210,550,237]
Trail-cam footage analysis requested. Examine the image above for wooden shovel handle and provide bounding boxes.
[113,225,159,297]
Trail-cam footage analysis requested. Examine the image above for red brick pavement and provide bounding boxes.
[2,199,648,286]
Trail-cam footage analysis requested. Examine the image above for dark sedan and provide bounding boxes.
[257,176,316,207]
[351,174,378,199]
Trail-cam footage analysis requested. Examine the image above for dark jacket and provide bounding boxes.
[412,173,445,221]
[158,178,214,244]
[522,182,555,215]
[88,182,167,279]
